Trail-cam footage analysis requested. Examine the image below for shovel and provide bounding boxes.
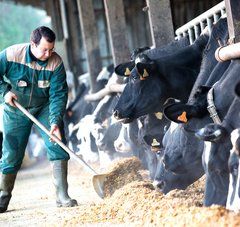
[13,100,108,199]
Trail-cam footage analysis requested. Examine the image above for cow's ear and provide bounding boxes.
[163,98,196,123]
[195,123,227,142]
[114,61,135,77]
[235,81,240,98]
[136,61,156,80]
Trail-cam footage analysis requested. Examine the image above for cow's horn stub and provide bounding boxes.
[177,111,188,123]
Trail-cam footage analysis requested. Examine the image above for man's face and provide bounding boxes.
[31,37,55,61]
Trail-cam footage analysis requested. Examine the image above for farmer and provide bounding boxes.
[0,26,78,212]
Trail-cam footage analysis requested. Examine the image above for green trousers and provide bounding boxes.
[0,103,70,174]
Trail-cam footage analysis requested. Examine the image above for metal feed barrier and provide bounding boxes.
[175,1,226,44]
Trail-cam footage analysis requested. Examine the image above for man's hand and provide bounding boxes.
[4,91,18,107]
[49,124,62,143]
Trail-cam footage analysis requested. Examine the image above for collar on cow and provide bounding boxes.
[207,86,221,124]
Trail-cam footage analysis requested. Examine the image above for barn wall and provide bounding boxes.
[171,0,223,29]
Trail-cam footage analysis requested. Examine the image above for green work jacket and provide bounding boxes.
[0,43,68,126]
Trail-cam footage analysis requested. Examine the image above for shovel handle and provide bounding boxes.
[13,100,98,175]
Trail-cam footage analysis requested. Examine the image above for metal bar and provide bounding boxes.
[175,1,225,40]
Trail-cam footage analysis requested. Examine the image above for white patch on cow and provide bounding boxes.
[226,148,237,210]
[169,122,178,134]
[229,159,240,212]
[137,118,143,129]
[96,66,111,82]
[230,129,240,150]
[135,57,141,64]
[203,141,212,168]
[152,180,160,189]
[114,124,132,153]
[227,129,240,212]
[92,95,112,116]
[76,115,99,163]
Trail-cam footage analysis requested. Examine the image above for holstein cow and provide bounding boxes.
[163,58,240,207]
[195,85,240,209]
[151,16,227,176]
[113,32,209,123]
[75,94,118,163]
[226,81,240,211]
[65,65,115,152]
[160,18,233,206]
[137,113,170,179]
[160,17,228,173]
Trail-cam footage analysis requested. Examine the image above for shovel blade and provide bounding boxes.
[92,173,108,199]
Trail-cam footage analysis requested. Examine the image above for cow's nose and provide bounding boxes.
[152,180,165,191]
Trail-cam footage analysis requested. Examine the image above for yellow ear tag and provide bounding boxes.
[140,69,149,80]
[143,69,149,78]
[155,112,163,120]
[177,111,188,123]
[151,138,160,147]
[124,67,131,76]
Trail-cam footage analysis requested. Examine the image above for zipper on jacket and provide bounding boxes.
[28,62,36,107]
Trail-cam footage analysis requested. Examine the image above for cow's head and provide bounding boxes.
[163,86,211,123]
[113,55,165,123]
[194,123,231,206]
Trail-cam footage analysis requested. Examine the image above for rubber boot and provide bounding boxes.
[0,173,17,213]
[52,160,78,207]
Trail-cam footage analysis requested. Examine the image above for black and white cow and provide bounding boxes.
[195,80,240,208]
[160,18,228,172]
[164,56,240,207]
[226,81,240,211]
[158,18,234,206]
[113,33,208,123]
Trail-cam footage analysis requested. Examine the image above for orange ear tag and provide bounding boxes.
[177,111,188,123]
[124,67,131,76]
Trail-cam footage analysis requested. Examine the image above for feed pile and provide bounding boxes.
[58,157,240,226]
[101,157,144,197]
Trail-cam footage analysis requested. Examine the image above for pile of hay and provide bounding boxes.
[101,157,144,197]
[60,157,240,226]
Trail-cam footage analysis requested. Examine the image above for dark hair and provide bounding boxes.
[30,26,56,45]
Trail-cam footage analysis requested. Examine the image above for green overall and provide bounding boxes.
[0,44,69,174]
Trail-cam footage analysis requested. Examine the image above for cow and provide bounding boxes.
[136,113,170,179]
[75,94,118,163]
[195,83,240,208]
[113,32,208,123]
[158,18,236,207]
[163,57,240,207]
[160,17,228,172]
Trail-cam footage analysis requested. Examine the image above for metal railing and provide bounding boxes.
[175,1,226,44]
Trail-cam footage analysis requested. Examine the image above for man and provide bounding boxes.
[0,26,77,212]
